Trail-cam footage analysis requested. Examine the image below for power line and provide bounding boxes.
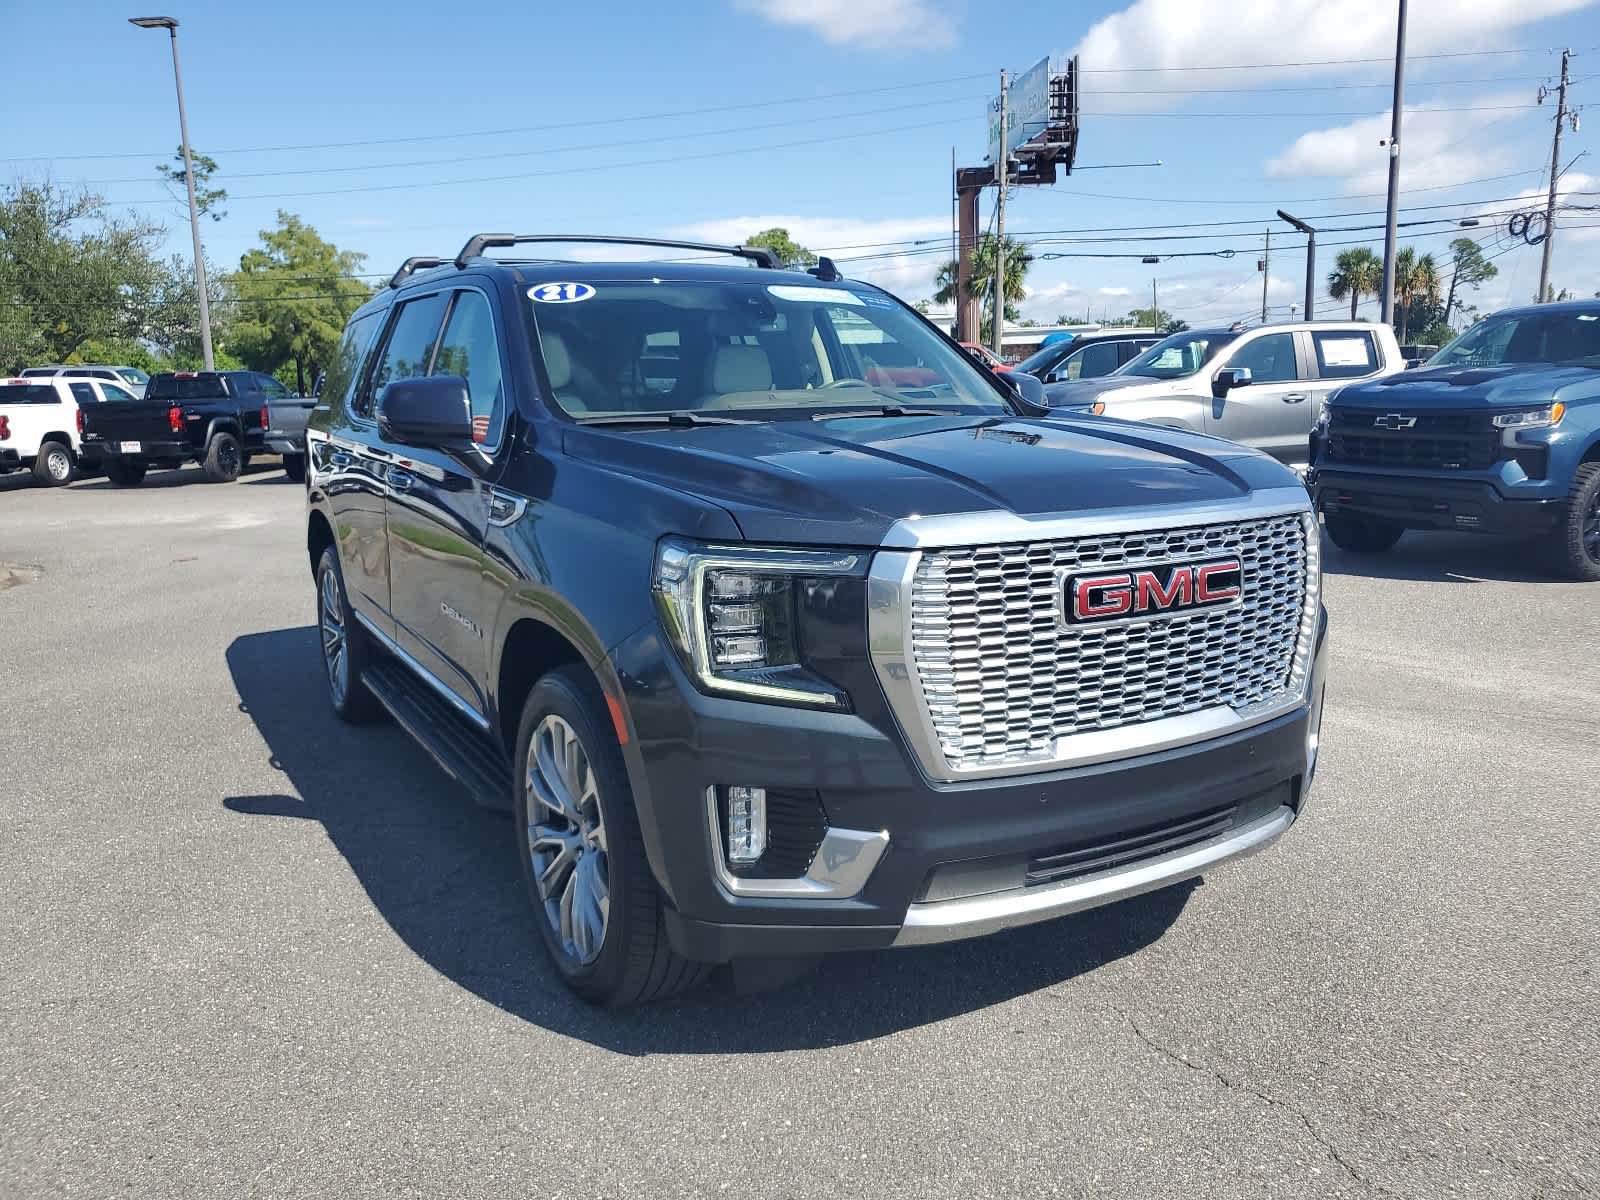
[1074,47,1586,73]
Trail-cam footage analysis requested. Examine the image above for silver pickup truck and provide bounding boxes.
[1046,320,1405,467]
[259,374,315,482]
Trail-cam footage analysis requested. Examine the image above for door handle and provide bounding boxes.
[387,466,416,491]
[1283,392,1309,403]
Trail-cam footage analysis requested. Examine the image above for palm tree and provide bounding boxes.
[1393,248,1442,342]
[935,233,1032,344]
[1327,247,1381,320]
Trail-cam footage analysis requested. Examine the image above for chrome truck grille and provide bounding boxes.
[868,497,1321,782]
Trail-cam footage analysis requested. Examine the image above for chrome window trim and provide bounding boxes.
[703,787,888,899]
[352,609,492,730]
[867,489,1320,783]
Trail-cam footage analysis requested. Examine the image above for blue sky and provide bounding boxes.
[8,0,1598,327]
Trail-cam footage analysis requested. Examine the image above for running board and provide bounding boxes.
[362,661,514,812]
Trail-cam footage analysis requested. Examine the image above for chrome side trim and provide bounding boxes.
[703,787,888,899]
[352,609,493,731]
[893,804,1295,946]
[487,489,528,527]
[867,494,1320,783]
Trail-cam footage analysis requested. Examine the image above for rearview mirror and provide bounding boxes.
[376,376,474,447]
[1212,366,1253,398]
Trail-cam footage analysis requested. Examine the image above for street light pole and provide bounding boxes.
[1379,0,1408,327]
[1276,210,1316,322]
[131,16,214,370]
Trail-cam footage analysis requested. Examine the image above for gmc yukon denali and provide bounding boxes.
[305,235,1330,1006]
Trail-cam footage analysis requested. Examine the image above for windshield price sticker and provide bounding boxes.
[767,285,862,306]
[529,282,596,304]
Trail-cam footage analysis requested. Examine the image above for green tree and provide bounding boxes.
[745,227,817,269]
[156,147,227,221]
[1393,248,1442,343]
[227,212,370,393]
[1126,306,1184,333]
[1441,238,1497,329]
[1327,246,1382,320]
[0,181,167,372]
[934,233,1031,343]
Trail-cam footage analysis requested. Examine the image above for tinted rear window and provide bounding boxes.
[1,384,60,404]
[148,374,234,400]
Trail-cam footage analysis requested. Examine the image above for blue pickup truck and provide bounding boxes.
[1309,299,1600,580]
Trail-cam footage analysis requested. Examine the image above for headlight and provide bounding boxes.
[653,538,860,708]
[1492,403,1565,430]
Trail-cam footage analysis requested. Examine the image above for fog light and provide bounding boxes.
[725,786,767,865]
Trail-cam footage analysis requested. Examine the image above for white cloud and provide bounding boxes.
[1073,0,1594,111]
[1263,93,1526,194]
[1098,286,1132,297]
[734,0,957,49]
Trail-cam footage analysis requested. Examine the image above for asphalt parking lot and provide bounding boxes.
[2,462,1596,1199]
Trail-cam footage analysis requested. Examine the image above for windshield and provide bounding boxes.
[1121,331,1232,379]
[526,279,1010,421]
[1431,307,1600,368]
[115,367,151,385]
[1016,343,1069,375]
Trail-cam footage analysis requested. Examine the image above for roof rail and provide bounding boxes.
[389,256,447,289]
[453,233,783,271]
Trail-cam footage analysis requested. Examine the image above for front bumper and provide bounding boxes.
[1312,468,1564,535]
[610,617,1328,963]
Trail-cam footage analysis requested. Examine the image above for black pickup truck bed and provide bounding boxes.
[80,370,271,485]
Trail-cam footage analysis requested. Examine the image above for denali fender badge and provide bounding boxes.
[1063,558,1243,624]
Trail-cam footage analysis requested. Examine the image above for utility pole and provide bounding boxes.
[992,69,1008,356]
[1260,229,1271,324]
[1537,48,1573,303]
[131,16,214,371]
[1379,0,1408,326]
[1151,278,1159,330]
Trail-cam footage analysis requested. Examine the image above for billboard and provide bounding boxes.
[988,57,1051,163]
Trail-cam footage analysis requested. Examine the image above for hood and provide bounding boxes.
[563,414,1295,546]
[1044,374,1178,408]
[1334,361,1600,409]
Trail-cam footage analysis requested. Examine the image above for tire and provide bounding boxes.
[104,458,147,487]
[314,546,385,724]
[514,665,709,1007]
[282,453,307,483]
[32,441,75,487]
[202,431,243,483]
[1323,512,1404,555]
[1551,462,1600,582]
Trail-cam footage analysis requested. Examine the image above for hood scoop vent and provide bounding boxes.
[1384,366,1511,387]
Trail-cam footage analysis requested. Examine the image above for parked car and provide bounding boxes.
[304,234,1329,1006]
[960,341,1013,372]
[1015,331,1161,384]
[1309,299,1600,579]
[0,375,138,485]
[78,370,275,485]
[259,374,315,482]
[20,364,151,398]
[1047,320,1405,466]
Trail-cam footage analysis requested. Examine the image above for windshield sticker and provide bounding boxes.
[767,285,862,306]
[528,282,596,304]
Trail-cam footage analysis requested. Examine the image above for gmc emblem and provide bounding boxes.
[1064,558,1243,624]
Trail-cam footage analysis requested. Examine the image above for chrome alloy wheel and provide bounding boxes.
[526,714,610,965]
[45,448,71,481]
[318,567,349,707]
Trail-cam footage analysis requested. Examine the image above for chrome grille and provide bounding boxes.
[907,513,1314,774]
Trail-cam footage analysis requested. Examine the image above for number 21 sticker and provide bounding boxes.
[528,282,596,304]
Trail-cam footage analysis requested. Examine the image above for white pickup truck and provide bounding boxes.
[0,375,141,486]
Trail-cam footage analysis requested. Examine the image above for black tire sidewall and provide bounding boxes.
[315,546,380,722]
[34,442,74,486]
[1323,513,1403,554]
[513,666,643,999]
[205,432,242,482]
[283,454,307,483]
[1558,464,1600,582]
[106,459,147,486]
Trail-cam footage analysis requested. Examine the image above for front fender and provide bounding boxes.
[1105,391,1207,433]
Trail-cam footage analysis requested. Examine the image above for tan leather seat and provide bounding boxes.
[703,344,774,408]
[539,331,588,413]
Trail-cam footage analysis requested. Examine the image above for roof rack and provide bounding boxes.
[389,256,447,288]
[453,233,783,271]
[807,256,842,282]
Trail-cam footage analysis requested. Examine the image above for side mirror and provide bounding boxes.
[1003,369,1049,410]
[1405,358,1425,370]
[1212,366,1253,398]
[376,375,474,447]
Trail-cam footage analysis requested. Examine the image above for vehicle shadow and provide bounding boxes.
[225,627,1196,1052]
[1321,530,1564,585]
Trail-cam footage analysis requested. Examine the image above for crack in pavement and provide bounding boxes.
[1121,1010,1405,1200]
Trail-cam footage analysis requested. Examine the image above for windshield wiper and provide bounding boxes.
[577,411,750,427]
[812,405,944,420]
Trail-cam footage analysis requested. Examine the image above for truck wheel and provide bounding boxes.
[1323,513,1403,554]
[315,546,384,724]
[202,432,243,483]
[105,459,147,487]
[282,453,307,483]
[32,441,75,487]
[1553,463,1600,582]
[514,665,710,1007]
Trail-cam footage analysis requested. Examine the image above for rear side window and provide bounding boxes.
[19,368,56,378]
[364,292,450,412]
[324,312,382,416]
[69,383,97,406]
[148,374,233,401]
[1063,341,1121,380]
[1312,331,1380,379]
[433,290,505,447]
[1,384,60,404]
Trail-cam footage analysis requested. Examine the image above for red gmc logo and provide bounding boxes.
[1065,558,1243,624]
